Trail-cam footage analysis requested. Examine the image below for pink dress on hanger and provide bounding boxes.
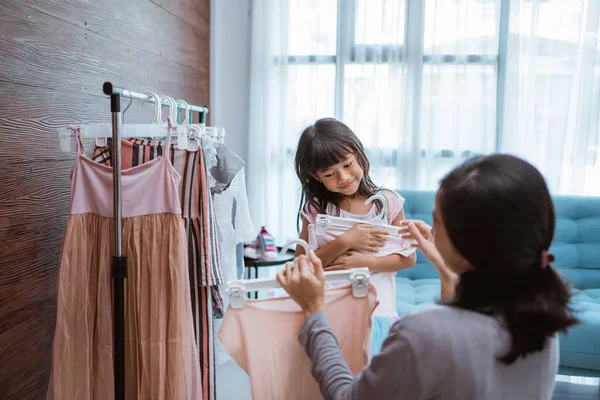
[218,285,378,400]
[47,129,201,400]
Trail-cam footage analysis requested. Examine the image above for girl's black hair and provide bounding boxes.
[295,118,381,230]
[438,154,578,364]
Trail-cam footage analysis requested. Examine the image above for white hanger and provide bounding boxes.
[314,214,402,236]
[365,192,389,221]
[315,193,392,236]
[57,92,182,152]
[173,98,204,152]
[173,99,189,150]
[159,95,190,151]
[205,127,226,143]
[226,239,371,309]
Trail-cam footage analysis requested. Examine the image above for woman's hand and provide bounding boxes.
[341,223,389,253]
[399,220,457,299]
[326,251,368,271]
[277,251,326,318]
[398,220,445,271]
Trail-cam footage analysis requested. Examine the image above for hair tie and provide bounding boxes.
[540,250,555,268]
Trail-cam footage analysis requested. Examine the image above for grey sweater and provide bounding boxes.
[299,306,558,400]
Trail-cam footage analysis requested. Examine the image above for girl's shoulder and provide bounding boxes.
[378,188,406,222]
[300,200,321,224]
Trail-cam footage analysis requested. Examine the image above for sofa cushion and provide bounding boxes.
[551,196,600,290]
[560,289,600,371]
[395,277,442,317]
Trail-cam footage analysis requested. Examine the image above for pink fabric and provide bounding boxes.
[69,130,181,218]
[48,128,201,399]
[218,286,378,400]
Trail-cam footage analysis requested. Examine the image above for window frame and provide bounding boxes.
[278,0,509,159]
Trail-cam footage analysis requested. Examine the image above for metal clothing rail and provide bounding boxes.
[102,82,208,400]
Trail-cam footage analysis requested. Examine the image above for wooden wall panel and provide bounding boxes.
[0,0,210,398]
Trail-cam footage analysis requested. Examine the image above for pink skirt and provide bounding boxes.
[47,213,201,399]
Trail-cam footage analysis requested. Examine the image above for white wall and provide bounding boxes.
[210,0,253,162]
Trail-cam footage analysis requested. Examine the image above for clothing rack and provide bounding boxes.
[101,82,208,400]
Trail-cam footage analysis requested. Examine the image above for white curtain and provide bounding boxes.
[502,0,600,196]
[248,0,600,242]
[247,0,341,243]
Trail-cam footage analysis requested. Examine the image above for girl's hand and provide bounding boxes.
[341,224,389,253]
[277,251,326,318]
[326,251,368,271]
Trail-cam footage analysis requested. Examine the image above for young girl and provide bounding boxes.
[294,117,416,356]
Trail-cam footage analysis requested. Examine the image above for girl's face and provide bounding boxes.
[313,153,364,196]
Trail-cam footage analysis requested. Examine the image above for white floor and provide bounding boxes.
[216,359,252,400]
[215,362,600,400]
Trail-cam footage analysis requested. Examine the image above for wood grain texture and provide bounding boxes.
[0,0,210,398]
[0,81,184,163]
[0,2,209,99]
[150,0,211,32]
[23,0,208,69]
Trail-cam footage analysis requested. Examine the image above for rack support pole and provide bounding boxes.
[109,90,126,400]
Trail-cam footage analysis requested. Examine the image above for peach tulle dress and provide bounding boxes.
[47,129,201,399]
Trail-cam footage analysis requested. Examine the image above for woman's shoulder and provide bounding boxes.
[391,306,502,346]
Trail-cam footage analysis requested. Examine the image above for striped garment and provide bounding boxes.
[92,138,222,400]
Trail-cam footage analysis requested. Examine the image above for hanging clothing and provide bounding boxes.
[48,130,201,400]
[212,167,256,365]
[209,142,246,195]
[92,138,221,400]
[92,138,223,286]
[218,285,378,400]
[213,168,255,284]
[300,189,415,356]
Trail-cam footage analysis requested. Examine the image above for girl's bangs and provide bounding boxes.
[310,137,353,172]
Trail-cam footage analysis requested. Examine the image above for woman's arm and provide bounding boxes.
[300,312,421,400]
[400,220,458,300]
[278,253,422,400]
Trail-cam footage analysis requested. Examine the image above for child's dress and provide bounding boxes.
[300,189,409,357]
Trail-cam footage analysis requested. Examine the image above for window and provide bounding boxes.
[251,0,600,241]
[276,0,599,190]
[280,0,503,190]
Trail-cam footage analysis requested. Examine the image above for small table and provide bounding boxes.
[243,246,296,299]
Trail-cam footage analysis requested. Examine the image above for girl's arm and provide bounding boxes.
[298,217,352,267]
[367,252,416,273]
[328,209,417,272]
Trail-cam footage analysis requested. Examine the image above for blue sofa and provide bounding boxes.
[397,190,600,377]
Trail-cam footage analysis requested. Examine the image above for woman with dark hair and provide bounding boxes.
[277,154,578,399]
